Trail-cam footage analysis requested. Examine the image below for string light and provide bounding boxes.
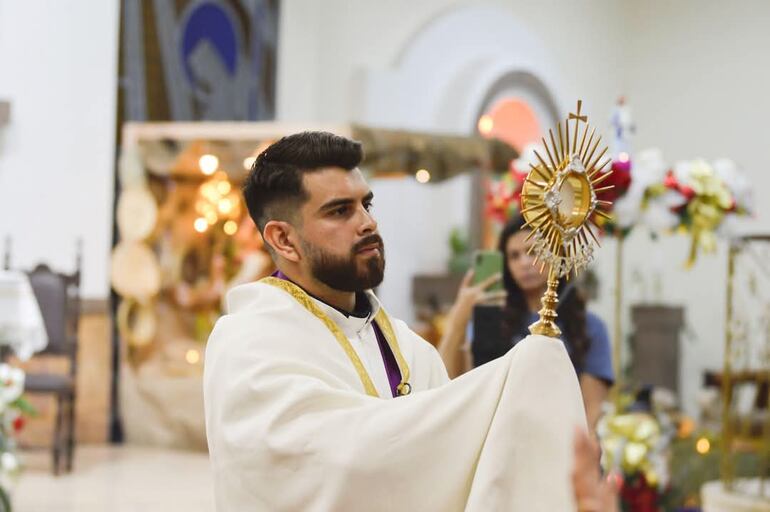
[478,114,494,135]
[695,437,711,455]
[186,349,200,364]
[217,180,231,195]
[218,198,233,214]
[415,169,431,183]
[196,172,241,229]
[243,156,256,170]
[199,154,219,175]
[223,220,238,235]
[194,218,208,233]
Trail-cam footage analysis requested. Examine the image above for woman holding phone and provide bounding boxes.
[438,216,613,431]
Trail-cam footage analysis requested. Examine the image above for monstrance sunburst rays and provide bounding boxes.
[520,100,613,338]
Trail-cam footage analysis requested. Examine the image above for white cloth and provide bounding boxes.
[309,291,393,398]
[204,280,587,511]
[0,270,48,360]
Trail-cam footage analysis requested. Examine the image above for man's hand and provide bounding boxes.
[572,428,619,512]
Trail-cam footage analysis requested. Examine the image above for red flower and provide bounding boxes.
[595,159,632,205]
[612,158,631,174]
[484,159,532,224]
[663,171,679,190]
[619,473,661,512]
[679,185,695,201]
[663,170,694,207]
[509,160,528,186]
[12,416,24,432]
[485,179,517,224]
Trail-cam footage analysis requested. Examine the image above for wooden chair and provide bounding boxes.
[3,237,81,474]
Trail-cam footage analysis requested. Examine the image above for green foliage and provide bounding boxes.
[11,398,36,417]
[448,227,471,275]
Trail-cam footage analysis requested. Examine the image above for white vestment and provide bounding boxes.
[307,290,397,398]
[204,280,587,511]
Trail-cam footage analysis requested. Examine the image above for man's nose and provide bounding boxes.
[358,206,377,234]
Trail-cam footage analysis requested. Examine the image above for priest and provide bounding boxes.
[204,131,608,511]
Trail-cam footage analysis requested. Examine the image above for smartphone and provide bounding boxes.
[472,250,503,291]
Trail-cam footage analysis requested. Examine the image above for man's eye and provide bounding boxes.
[332,206,348,216]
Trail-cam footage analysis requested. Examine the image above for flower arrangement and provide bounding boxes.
[0,363,34,511]
[612,151,753,266]
[600,410,672,510]
[598,388,753,512]
[599,389,678,512]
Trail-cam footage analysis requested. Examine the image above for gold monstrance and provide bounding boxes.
[520,100,613,337]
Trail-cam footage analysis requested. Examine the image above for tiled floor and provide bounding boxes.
[14,445,214,511]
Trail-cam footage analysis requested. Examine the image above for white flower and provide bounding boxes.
[613,191,643,228]
[634,148,669,188]
[619,149,691,234]
[713,158,753,213]
[1,452,18,473]
[673,159,699,187]
[659,189,687,209]
[3,409,19,433]
[615,148,669,225]
[640,202,680,233]
[0,364,25,409]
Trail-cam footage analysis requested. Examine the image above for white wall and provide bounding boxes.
[370,174,471,325]
[0,0,120,298]
[278,0,626,128]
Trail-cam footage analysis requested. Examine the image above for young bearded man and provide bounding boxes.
[204,132,616,511]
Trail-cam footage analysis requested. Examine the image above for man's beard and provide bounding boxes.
[301,234,385,292]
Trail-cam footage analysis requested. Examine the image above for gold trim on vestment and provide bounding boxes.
[261,277,411,397]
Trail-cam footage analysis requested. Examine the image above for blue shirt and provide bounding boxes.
[469,308,614,384]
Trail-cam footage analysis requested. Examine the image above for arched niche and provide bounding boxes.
[356,4,563,136]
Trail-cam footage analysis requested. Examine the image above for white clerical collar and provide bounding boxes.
[309,290,381,339]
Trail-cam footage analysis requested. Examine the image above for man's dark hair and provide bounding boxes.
[242,131,363,232]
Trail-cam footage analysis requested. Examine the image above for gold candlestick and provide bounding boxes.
[520,100,613,335]
[721,242,737,490]
[612,235,624,406]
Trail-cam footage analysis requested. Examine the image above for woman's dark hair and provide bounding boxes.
[497,216,590,370]
[242,131,364,232]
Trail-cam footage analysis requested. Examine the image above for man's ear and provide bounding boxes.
[263,220,300,262]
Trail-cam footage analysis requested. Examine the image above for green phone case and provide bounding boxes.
[472,250,503,291]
